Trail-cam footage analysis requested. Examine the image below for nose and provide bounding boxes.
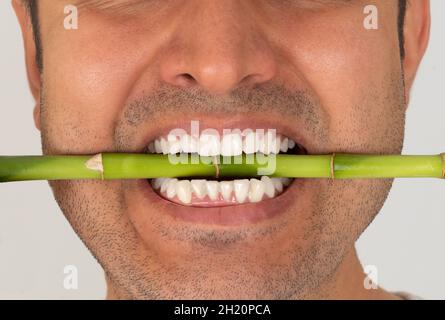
[158,1,277,95]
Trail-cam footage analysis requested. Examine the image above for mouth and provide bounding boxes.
[144,128,307,208]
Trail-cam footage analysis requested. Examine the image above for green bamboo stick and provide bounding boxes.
[0,153,444,183]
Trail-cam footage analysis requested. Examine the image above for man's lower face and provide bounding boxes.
[43,78,404,299]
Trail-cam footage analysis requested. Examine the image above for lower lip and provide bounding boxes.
[137,178,303,226]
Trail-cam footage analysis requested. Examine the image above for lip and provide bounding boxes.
[136,177,304,226]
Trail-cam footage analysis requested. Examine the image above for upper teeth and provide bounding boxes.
[147,131,297,156]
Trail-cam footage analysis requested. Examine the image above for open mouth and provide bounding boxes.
[145,130,307,207]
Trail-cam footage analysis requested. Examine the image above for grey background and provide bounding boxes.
[1,1,444,299]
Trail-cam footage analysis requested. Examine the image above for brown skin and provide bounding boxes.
[13,0,429,299]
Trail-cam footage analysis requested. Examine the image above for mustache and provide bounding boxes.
[115,82,329,150]
[123,83,324,125]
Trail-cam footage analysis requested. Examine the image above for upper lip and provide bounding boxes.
[135,113,311,154]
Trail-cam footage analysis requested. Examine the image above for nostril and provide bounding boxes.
[181,73,194,80]
[176,73,196,87]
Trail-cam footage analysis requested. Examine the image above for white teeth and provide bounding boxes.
[181,134,199,153]
[191,179,207,199]
[221,133,243,156]
[148,142,156,153]
[273,135,281,154]
[160,137,169,155]
[248,178,265,203]
[160,178,171,193]
[149,130,298,204]
[151,177,165,190]
[243,131,257,154]
[155,139,162,153]
[280,137,288,153]
[150,132,297,156]
[153,177,290,205]
[263,132,272,154]
[272,178,283,193]
[169,141,182,154]
[206,181,220,201]
[167,134,178,143]
[199,132,220,156]
[166,178,178,199]
[264,131,279,154]
[166,134,181,154]
[234,179,249,203]
[219,181,234,201]
[261,176,275,198]
[176,180,192,204]
[256,133,265,154]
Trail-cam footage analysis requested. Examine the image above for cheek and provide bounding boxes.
[41,15,158,153]
[278,12,402,151]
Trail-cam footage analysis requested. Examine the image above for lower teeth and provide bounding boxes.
[150,177,292,205]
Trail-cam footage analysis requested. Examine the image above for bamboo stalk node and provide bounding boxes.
[212,156,220,179]
[330,153,336,180]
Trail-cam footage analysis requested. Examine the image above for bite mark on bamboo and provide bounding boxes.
[85,153,104,180]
